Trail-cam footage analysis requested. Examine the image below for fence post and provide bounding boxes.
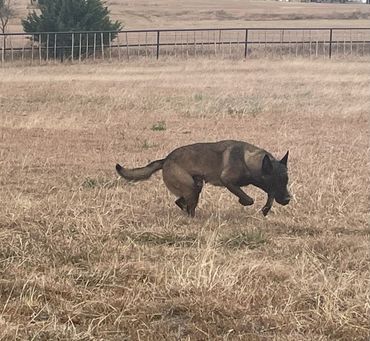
[109,32,112,60]
[46,33,49,62]
[214,31,216,55]
[219,29,222,56]
[156,30,160,59]
[117,32,121,60]
[244,29,248,58]
[329,28,333,59]
[54,33,57,62]
[264,31,267,57]
[10,36,13,61]
[93,33,96,60]
[186,31,189,57]
[71,32,74,62]
[31,34,34,64]
[362,33,365,56]
[61,34,65,63]
[145,32,148,57]
[125,32,129,60]
[194,31,196,56]
[39,34,42,64]
[1,35,4,64]
[79,33,82,62]
[101,32,104,60]
[280,29,283,56]
[86,33,89,59]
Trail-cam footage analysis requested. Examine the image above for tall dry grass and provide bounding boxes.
[0,58,369,340]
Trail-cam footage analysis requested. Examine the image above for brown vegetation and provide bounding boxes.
[0,58,369,340]
[7,0,370,32]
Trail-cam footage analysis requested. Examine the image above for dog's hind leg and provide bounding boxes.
[163,161,203,217]
[184,175,204,217]
[185,189,202,217]
[192,175,204,193]
[175,197,187,211]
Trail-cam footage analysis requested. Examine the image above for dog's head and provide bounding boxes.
[261,151,291,206]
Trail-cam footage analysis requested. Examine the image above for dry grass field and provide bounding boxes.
[0,58,369,340]
[7,0,370,32]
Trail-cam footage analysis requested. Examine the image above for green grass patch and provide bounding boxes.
[127,231,200,247]
[81,177,118,189]
[151,121,167,131]
[220,229,267,250]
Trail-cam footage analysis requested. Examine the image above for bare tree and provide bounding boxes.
[0,0,14,34]
[0,0,14,60]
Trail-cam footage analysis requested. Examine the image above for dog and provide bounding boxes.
[116,140,290,217]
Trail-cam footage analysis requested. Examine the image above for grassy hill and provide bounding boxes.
[7,0,370,33]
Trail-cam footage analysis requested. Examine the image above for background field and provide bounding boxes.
[0,58,369,340]
[7,0,370,33]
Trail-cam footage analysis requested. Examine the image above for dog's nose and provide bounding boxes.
[281,198,290,206]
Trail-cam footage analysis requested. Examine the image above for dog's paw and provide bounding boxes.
[239,197,254,206]
[261,206,271,216]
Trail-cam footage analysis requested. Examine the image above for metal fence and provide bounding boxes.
[1,27,370,64]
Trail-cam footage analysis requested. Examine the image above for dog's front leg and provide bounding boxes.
[262,194,274,216]
[223,183,254,206]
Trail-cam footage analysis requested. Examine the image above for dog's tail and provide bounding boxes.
[115,159,165,181]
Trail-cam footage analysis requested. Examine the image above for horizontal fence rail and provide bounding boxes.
[1,27,370,64]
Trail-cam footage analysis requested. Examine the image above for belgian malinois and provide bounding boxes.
[116,140,290,217]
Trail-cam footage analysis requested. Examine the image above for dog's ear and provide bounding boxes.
[280,151,289,166]
[262,154,273,175]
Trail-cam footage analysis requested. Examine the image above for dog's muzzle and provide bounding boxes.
[276,196,290,206]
